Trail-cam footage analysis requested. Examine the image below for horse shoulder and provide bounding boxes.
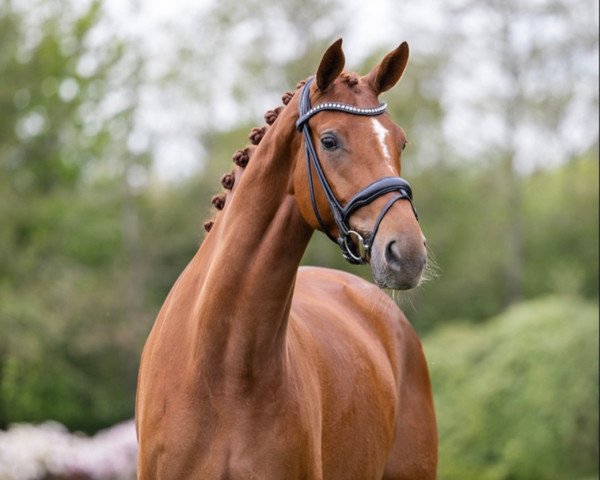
[288,266,433,478]
[293,266,419,355]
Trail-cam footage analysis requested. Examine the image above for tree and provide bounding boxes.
[0,0,143,431]
[436,0,598,305]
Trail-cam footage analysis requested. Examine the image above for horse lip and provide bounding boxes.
[377,275,420,290]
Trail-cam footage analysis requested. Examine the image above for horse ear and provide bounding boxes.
[365,42,409,95]
[316,38,345,91]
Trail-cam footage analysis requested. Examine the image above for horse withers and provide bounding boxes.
[136,39,437,479]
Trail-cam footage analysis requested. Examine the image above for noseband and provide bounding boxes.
[296,77,418,264]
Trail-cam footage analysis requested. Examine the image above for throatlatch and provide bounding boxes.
[296,77,418,265]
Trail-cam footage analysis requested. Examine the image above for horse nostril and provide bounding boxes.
[385,240,401,266]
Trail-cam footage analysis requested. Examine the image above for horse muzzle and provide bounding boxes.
[370,232,428,290]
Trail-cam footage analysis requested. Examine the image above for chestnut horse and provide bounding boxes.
[136,39,437,479]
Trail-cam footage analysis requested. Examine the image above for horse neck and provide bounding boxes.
[188,104,312,383]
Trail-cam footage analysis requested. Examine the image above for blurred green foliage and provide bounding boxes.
[425,296,599,479]
[0,0,146,431]
[405,154,599,332]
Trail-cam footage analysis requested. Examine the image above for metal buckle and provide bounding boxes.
[344,230,368,264]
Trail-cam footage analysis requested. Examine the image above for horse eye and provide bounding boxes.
[320,135,339,151]
[402,140,408,151]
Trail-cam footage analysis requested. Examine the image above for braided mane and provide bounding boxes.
[202,80,307,234]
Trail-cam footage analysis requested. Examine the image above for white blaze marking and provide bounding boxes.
[370,118,394,173]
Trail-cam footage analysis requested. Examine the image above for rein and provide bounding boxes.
[295,77,418,264]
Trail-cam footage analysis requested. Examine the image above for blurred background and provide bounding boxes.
[0,0,598,478]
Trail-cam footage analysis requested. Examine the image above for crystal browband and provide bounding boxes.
[296,102,387,130]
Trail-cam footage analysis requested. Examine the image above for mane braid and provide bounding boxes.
[202,86,300,235]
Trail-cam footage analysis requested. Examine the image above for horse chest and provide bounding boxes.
[192,393,387,480]
[169,385,321,478]
[162,350,385,476]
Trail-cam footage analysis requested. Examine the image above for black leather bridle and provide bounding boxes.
[295,77,418,264]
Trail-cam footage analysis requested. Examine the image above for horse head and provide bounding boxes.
[292,39,427,290]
